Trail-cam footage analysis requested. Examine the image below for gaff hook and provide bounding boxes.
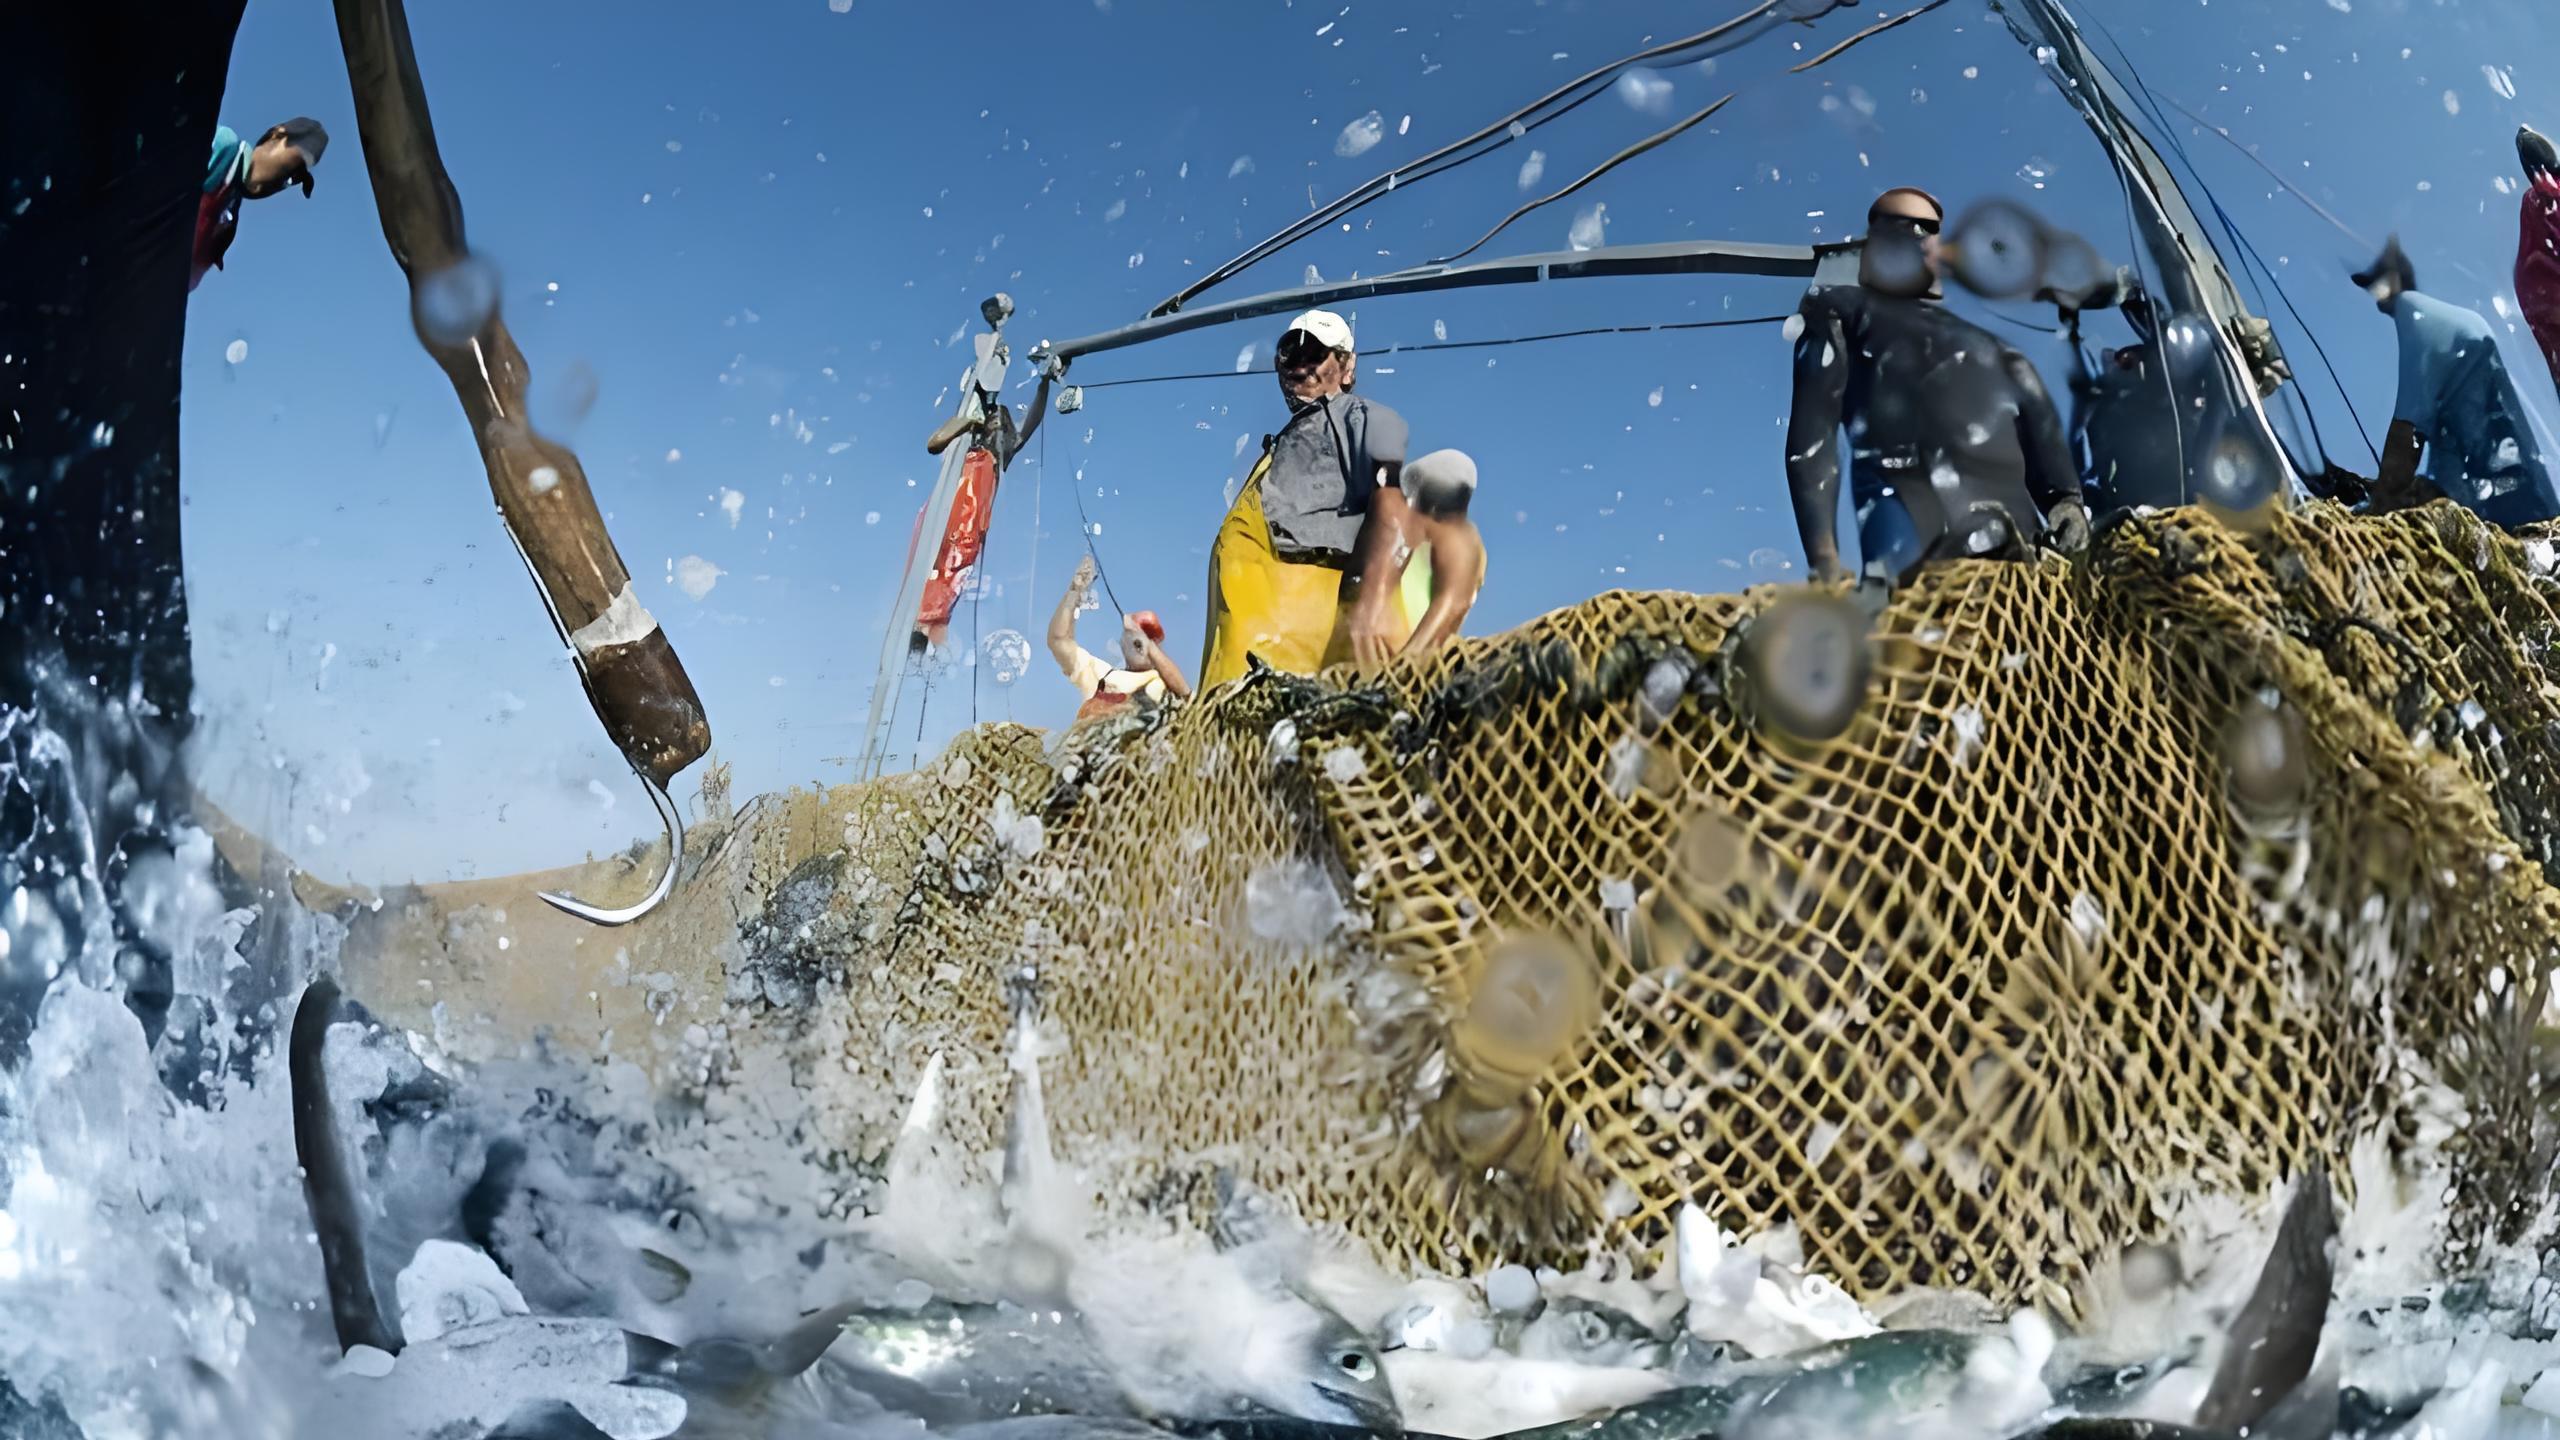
[536,764,684,925]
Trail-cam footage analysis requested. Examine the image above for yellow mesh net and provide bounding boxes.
[717,502,2556,1313]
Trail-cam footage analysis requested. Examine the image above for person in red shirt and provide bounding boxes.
[2517,124,2560,396]
[192,117,328,292]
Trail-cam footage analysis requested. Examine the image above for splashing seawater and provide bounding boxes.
[3,670,2559,1439]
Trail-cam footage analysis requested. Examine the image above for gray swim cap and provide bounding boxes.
[1405,448,1478,517]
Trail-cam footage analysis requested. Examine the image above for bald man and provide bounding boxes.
[1784,187,2088,586]
[1396,448,1486,657]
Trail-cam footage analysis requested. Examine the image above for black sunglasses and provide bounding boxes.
[1275,332,1336,367]
[1871,212,1942,238]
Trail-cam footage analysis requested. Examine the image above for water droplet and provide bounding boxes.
[1517,150,1547,192]
[1614,71,1674,116]
[223,338,248,365]
[1335,110,1386,158]
[2223,704,2308,815]
[529,465,560,495]
[978,628,1033,685]
[1945,199,2046,299]
[1647,387,1664,408]
[1486,1265,1542,1315]
[1742,591,1874,743]
[1567,202,1608,252]
[2119,1243,2180,1302]
[1457,933,1596,1079]
[413,254,502,347]
[537,360,600,436]
[674,555,723,600]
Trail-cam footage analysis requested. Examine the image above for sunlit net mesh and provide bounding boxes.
[733,503,2558,1310]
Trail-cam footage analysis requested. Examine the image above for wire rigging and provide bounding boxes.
[1785,0,1953,74]
[1155,0,1792,316]
[2083,16,2377,467]
[1050,417,1129,621]
[1071,313,1799,392]
[1429,95,1737,270]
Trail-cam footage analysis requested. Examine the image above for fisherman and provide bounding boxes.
[1200,309,1419,687]
[192,117,328,292]
[2515,124,2560,396]
[1784,187,2090,587]
[1396,448,1487,659]
[2353,237,2560,526]
[1049,556,1192,722]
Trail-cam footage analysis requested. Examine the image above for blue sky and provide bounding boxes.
[183,0,2558,881]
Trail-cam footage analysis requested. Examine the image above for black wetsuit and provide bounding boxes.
[0,1,249,1066]
[1785,286,2080,584]
[1,0,247,730]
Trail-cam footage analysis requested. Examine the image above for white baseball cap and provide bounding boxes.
[1282,308,1355,353]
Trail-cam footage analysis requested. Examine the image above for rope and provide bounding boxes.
[1070,314,1797,392]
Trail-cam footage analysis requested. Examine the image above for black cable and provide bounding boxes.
[2155,95,2372,253]
[1785,0,1953,74]
[1434,0,1947,273]
[2085,16,2378,467]
[1052,420,1127,619]
[1428,94,1736,270]
[1154,0,1789,316]
[1071,313,1797,391]
[1984,306,2065,337]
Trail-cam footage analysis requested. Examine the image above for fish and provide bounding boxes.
[1514,1296,1676,1370]
[290,975,406,1356]
[1381,1350,1673,1439]
[1672,1205,1878,1359]
[621,1300,863,1405]
[485,1401,620,1439]
[1375,1282,1498,1360]
[820,1297,1152,1426]
[816,1025,1406,1436]
[2190,1165,2335,1436]
[1056,1216,1404,1432]
[2026,1166,2341,1440]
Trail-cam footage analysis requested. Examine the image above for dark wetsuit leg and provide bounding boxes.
[0,0,247,731]
[0,2,248,1064]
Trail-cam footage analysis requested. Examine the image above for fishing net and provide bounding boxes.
[705,502,2556,1311]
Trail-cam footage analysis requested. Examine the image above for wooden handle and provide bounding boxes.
[333,0,709,786]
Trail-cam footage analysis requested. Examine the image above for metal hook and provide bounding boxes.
[537,764,683,925]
